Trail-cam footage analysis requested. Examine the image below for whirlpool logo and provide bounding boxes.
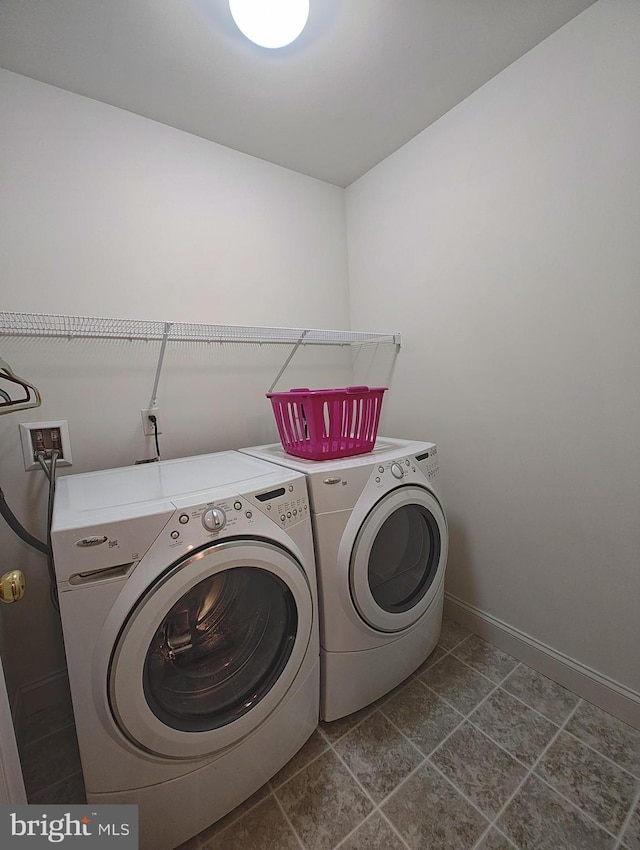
[0,805,138,847]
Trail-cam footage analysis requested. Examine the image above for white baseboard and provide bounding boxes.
[444,593,640,729]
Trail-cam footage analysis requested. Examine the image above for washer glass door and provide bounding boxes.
[350,486,447,633]
[109,539,313,759]
[144,566,296,732]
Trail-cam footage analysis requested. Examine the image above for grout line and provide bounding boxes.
[276,704,426,849]
[495,682,568,727]
[531,771,622,843]
[332,809,411,850]
[475,699,585,843]
[385,654,522,760]
[271,790,306,850]
[424,647,503,687]
[21,718,76,749]
[463,715,539,773]
[318,705,378,746]
[438,622,475,653]
[326,716,427,809]
[199,637,634,850]
[27,770,85,805]
[269,736,331,792]
[330,736,426,846]
[330,812,375,850]
[613,782,640,850]
[376,809,413,850]
[426,756,493,826]
[470,822,522,850]
[561,727,640,780]
[414,653,519,729]
[371,663,521,818]
[310,660,634,850]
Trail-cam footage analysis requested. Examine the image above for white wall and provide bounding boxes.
[0,70,352,708]
[2,0,639,724]
[347,0,640,702]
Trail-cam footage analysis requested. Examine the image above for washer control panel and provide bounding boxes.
[157,475,310,552]
[201,506,227,532]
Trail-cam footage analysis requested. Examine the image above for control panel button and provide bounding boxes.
[170,530,180,540]
[378,466,384,473]
[245,510,253,519]
[178,514,189,524]
[390,462,404,479]
[202,507,227,532]
[234,501,242,511]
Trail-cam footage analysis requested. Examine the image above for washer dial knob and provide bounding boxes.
[390,462,405,479]
[202,507,226,532]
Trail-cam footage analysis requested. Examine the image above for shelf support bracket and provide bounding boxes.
[148,322,173,409]
[268,329,309,394]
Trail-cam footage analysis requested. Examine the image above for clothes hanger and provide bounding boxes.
[0,355,42,414]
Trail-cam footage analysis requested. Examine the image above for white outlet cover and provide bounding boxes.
[19,420,73,471]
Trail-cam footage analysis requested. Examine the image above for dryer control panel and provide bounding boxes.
[369,445,439,490]
[414,445,439,482]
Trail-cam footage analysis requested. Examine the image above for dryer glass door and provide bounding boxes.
[350,486,447,633]
[109,539,314,759]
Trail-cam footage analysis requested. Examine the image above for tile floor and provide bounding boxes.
[18,617,640,850]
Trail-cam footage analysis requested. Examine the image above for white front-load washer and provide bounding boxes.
[240,438,448,721]
[51,451,319,850]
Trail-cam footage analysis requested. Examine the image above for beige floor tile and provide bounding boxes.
[334,710,423,803]
[498,774,615,849]
[275,749,373,850]
[431,721,527,818]
[382,760,488,850]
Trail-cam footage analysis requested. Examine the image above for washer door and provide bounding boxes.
[109,539,313,759]
[350,486,447,633]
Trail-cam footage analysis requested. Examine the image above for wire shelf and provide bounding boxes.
[0,312,401,347]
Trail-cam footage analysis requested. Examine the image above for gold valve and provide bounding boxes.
[0,570,26,604]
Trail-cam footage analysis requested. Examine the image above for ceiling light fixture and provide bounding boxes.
[229,0,309,49]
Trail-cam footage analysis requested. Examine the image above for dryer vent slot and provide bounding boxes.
[69,563,135,586]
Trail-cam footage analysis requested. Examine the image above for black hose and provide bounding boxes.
[0,484,50,556]
[45,451,59,611]
[150,414,161,459]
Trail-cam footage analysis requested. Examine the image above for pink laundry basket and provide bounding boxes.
[267,386,387,460]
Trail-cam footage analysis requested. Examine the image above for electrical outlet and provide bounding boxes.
[141,408,162,437]
[20,420,73,471]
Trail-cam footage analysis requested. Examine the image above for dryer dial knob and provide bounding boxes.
[390,462,405,479]
[202,507,226,532]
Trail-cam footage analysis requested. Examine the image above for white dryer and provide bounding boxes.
[240,438,448,721]
[51,451,319,850]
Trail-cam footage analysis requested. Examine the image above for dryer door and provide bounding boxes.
[109,539,313,759]
[350,486,447,633]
